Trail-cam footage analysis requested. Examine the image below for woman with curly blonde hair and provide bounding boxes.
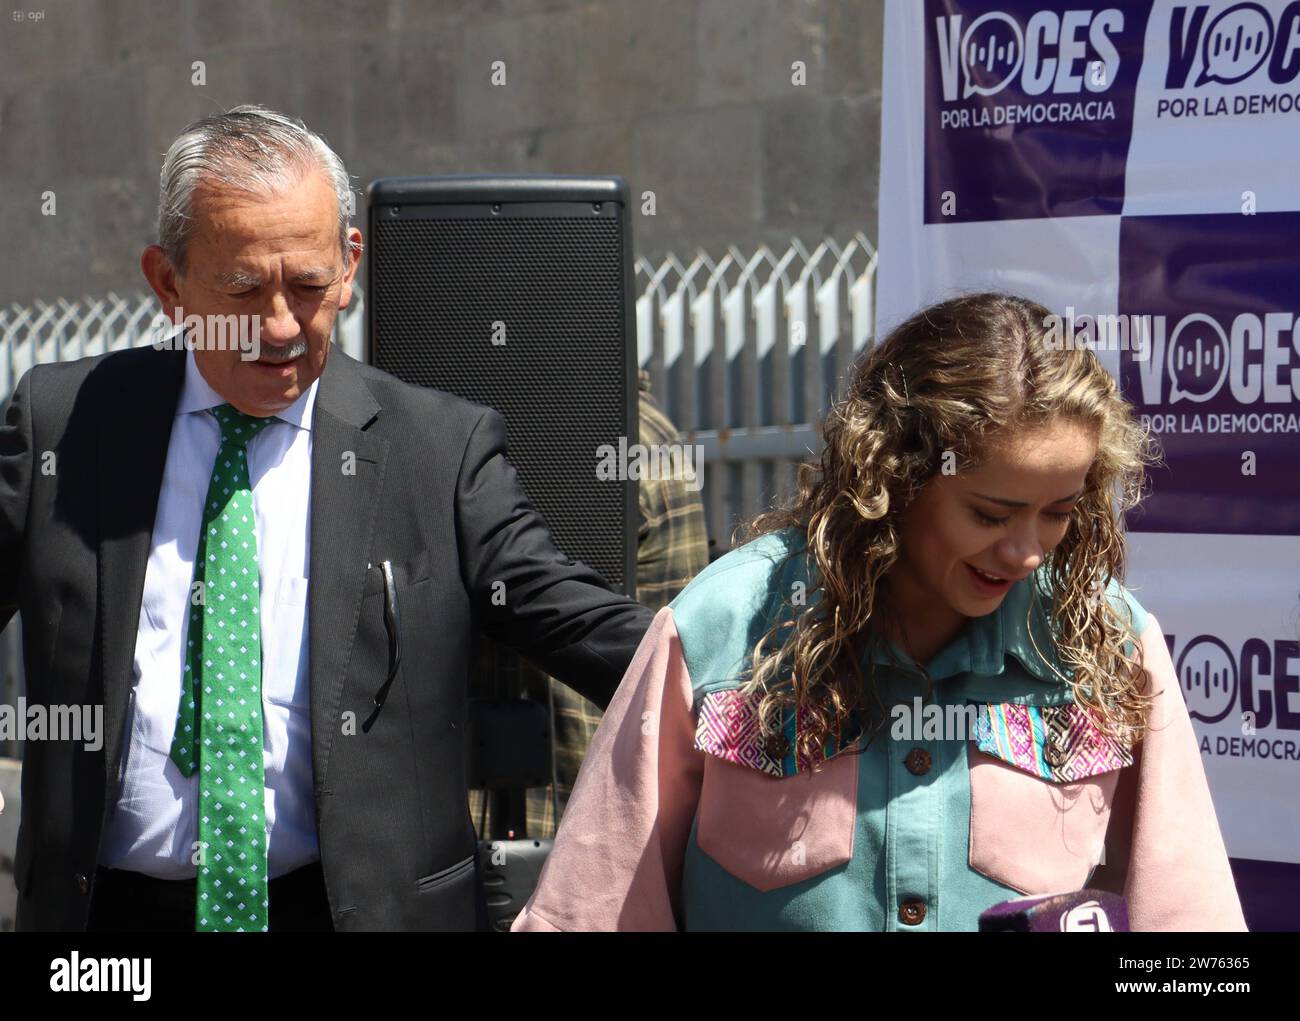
[513,292,1247,932]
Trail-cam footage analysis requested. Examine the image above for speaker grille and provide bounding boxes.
[371,214,629,590]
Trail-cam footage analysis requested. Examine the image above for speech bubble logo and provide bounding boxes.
[1167,313,1229,404]
[1196,2,1274,86]
[961,11,1024,99]
[1179,635,1237,724]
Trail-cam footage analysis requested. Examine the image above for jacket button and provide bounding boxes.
[904,747,931,775]
[75,873,89,895]
[1044,742,1065,766]
[899,899,926,925]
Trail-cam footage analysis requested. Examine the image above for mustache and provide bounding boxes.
[255,338,309,363]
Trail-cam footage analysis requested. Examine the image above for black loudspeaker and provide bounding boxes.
[365,174,638,594]
[366,175,639,852]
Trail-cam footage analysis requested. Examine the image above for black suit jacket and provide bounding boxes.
[0,343,653,931]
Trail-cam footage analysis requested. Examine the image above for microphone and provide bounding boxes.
[978,889,1129,931]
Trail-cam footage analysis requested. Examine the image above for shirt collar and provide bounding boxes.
[865,565,1068,684]
[177,348,318,432]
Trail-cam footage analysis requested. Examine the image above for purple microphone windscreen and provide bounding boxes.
[978,889,1130,931]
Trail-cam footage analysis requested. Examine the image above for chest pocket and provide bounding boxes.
[967,700,1133,895]
[692,689,858,893]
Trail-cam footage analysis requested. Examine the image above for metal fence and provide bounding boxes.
[0,236,878,737]
[635,234,878,549]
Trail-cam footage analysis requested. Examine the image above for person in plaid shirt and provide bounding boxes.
[469,369,711,837]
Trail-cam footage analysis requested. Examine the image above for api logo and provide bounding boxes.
[935,7,1126,101]
[1166,1,1300,88]
[1177,632,1300,731]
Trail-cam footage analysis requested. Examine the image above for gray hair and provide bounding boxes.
[157,104,360,275]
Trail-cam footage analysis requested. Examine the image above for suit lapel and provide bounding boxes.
[98,346,187,808]
[308,349,388,801]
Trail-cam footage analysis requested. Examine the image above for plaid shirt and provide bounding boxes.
[470,371,710,838]
[633,371,711,611]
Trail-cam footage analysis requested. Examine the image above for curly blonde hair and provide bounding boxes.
[736,292,1163,766]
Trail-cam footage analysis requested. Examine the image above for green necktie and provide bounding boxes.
[169,404,275,932]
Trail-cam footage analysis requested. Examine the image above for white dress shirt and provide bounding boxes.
[100,350,320,879]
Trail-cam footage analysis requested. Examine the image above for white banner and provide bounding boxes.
[879,0,1300,878]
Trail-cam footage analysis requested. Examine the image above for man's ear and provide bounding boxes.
[141,245,183,320]
[338,227,364,311]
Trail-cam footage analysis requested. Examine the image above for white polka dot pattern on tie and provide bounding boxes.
[169,404,276,932]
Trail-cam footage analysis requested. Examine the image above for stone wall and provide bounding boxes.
[0,0,883,304]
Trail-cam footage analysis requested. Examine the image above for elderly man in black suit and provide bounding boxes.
[1,105,652,931]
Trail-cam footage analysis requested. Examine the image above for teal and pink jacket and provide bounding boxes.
[512,528,1247,931]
